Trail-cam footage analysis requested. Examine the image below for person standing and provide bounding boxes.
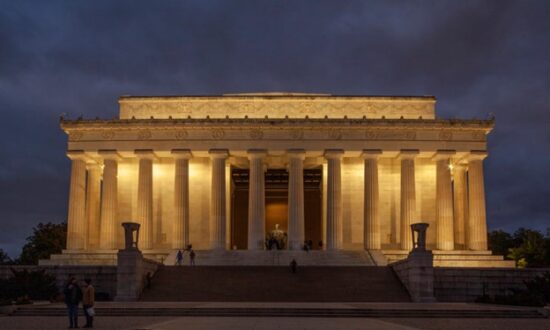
[176,250,184,266]
[64,277,82,329]
[82,278,95,328]
[189,249,196,266]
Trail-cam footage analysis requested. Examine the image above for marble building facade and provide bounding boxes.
[52,93,502,266]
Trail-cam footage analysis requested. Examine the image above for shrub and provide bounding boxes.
[0,268,58,301]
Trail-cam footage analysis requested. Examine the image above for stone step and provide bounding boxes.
[164,250,376,266]
[12,306,547,318]
[140,266,410,302]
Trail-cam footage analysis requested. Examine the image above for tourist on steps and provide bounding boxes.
[290,259,297,273]
[64,276,82,329]
[176,249,184,266]
[82,278,95,328]
[189,249,196,265]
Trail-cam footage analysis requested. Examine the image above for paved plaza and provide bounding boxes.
[2,315,550,330]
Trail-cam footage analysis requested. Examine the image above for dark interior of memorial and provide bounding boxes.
[230,168,322,249]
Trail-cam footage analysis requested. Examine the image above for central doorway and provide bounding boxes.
[230,168,322,250]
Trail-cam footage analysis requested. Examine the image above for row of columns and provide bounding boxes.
[362,149,488,251]
[66,148,488,252]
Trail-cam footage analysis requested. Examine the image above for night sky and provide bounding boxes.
[1,1,549,257]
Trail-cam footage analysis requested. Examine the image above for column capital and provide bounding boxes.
[361,149,383,159]
[399,149,419,160]
[135,149,158,160]
[171,149,193,160]
[98,149,121,161]
[86,162,102,171]
[324,149,344,160]
[209,149,229,159]
[287,149,306,160]
[67,150,88,161]
[432,150,456,161]
[467,150,488,161]
[247,149,267,159]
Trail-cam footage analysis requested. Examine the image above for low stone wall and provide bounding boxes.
[434,267,550,302]
[0,265,117,300]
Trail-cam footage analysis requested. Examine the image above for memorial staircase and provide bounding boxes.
[163,249,376,266]
[139,265,411,302]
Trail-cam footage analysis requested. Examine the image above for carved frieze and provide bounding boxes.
[137,129,152,140]
[438,131,453,141]
[365,130,417,140]
[211,128,225,139]
[174,130,188,140]
[249,129,263,140]
[101,130,115,140]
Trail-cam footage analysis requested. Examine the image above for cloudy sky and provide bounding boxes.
[1,1,549,257]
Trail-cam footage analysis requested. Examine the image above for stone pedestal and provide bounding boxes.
[115,249,145,301]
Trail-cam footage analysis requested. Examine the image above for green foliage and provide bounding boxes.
[0,249,13,265]
[0,268,58,301]
[475,272,550,307]
[17,222,67,265]
[488,230,514,257]
[488,227,550,268]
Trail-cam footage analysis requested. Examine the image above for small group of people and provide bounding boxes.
[64,277,95,328]
[175,246,196,266]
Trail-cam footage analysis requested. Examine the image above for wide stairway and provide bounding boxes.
[163,250,377,266]
[140,265,410,302]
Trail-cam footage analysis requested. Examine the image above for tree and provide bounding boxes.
[507,228,548,268]
[0,249,13,265]
[488,230,514,258]
[17,222,67,265]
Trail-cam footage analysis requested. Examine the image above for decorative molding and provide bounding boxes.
[137,129,152,140]
[101,130,115,140]
[211,128,225,139]
[249,129,263,140]
[174,130,188,140]
[438,131,453,141]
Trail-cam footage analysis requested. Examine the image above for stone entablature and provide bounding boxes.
[61,118,492,157]
[118,94,436,120]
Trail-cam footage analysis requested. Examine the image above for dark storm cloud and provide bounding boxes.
[0,0,549,257]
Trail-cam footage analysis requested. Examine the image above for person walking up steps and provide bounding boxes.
[189,249,196,266]
[176,249,184,266]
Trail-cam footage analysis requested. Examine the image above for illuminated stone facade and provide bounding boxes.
[51,93,512,267]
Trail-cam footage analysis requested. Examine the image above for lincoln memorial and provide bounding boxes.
[43,93,512,267]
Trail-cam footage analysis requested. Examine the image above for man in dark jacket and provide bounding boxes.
[64,277,82,328]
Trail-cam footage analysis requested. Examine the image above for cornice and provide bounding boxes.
[60,117,495,132]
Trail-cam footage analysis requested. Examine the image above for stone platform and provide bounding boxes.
[10,302,549,318]
[164,250,376,266]
[382,250,515,268]
[39,249,170,266]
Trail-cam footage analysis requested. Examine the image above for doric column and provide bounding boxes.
[434,150,456,251]
[362,149,382,250]
[247,150,267,250]
[85,163,102,249]
[98,150,120,250]
[453,163,468,249]
[210,149,229,250]
[400,150,419,251]
[136,149,156,250]
[66,151,87,250]
[287,149,306,250]
[172,149,192,250]
[325,149,344,250]
[467,151,488,250]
